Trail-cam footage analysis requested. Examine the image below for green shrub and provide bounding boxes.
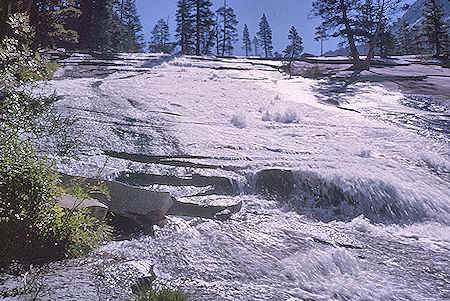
[45,61,60,74]
[134,285,189,301]
[0,137,111,266]
[0,13,110,267]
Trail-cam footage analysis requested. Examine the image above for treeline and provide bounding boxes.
[0,0,144,52]
[313,0,449,69]
[149,0,302,59]
[395,0,449,57]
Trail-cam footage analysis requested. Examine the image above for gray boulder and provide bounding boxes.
[57,194,108,221]
[103,180,173,227]
[60,174,173,228]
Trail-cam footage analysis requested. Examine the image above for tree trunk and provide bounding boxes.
[6,0,14,18]
[195,1,200,56]
[434,19,440,57]
[364,0,385,68]
[221,5,227,56]
[339,0,363,70]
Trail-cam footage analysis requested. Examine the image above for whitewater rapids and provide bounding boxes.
[5,54,449,301]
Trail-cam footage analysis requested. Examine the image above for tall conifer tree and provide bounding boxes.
[193,0,214,56]
[242,24,252,57]
[176,0,195,54]
[149,18,173,53]
[422,0,449,57]
[216,0,238,56]
[283,26,303,77]
[252,36,259,56]
[119,0,144,52]
[257,14,273,58]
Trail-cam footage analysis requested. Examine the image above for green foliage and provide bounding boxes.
[175,0,215,55]
[59,176,111,202]
[149,18,174,54]
[46,61,60,74]
[283,26,304,59]
[216,3,239,56]
[0,14,53,88]
[0,138,111,265]
[0,13,110,267]
[134,285,188,301]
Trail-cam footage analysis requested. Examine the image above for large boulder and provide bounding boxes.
[167,195,242,219]
[60,174,173,229]
[103,180,173,227]
[57,194,108,221]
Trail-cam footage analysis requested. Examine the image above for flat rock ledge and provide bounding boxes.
[167,195,242,220]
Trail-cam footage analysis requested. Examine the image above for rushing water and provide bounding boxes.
[2,54,449,301]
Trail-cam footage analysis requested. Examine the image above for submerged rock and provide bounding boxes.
[254,169,295,199]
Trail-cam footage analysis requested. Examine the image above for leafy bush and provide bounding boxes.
[0,13,109,267]
[134,285,188,301]
[0,137,111,266]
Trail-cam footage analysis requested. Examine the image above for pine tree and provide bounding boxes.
[410,24,430,54]
[216,1,238,56]
[77,0,123,52]
[422,0,449,57]
[356,0,377,44]
[396,21,414,55]
[192,0,214,56]
[257,14,273,58]
[377,26,395,58]
[214,13,221,55]
[283,26,304,59]
[252,36,259,56]
[242,24,252,57]
[119,0,144,52]
[149,18,173,53]
[176,0,195,54]
[283,26,304,77]
[313,0,402,69]
[273,51,283,58]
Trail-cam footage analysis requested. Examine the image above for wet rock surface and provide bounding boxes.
[4,54,448,301]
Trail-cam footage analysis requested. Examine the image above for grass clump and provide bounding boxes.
[134,285,189,301]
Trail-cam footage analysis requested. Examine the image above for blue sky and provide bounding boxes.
[135,0,414,55]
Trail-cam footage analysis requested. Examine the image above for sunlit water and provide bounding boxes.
[3,54,449,301]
